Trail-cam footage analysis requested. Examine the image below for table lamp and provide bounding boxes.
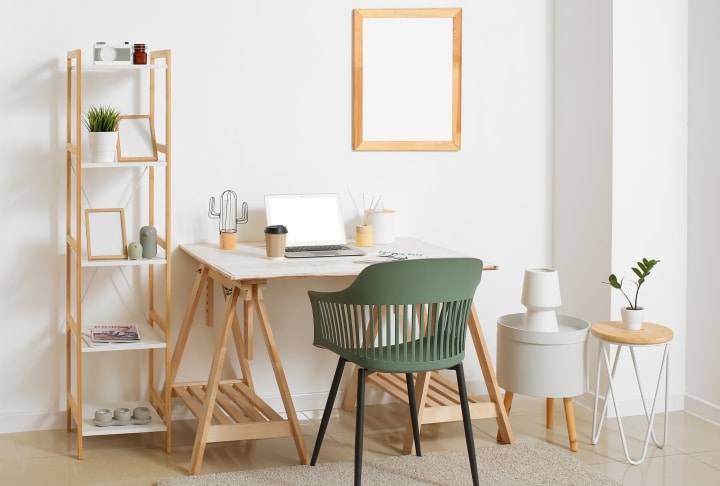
[521,268,561,332]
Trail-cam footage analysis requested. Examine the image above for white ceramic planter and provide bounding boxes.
[88,131,118,163]
[620,307,645,331]
[497,313,589,398]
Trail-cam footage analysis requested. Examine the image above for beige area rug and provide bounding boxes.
[157,442,619,486]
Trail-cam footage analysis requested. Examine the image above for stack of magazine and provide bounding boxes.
[86,325,141,345]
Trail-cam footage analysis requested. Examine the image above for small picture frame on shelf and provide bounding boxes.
[117,114,158,162]
[85,208,128,260]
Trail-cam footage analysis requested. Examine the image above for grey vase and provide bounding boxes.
[140,226,157,259]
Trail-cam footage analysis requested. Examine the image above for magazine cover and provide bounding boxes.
[91,325,141,343]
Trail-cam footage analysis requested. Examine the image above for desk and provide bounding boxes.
[170,237,513,474]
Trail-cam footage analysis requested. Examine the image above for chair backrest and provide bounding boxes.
[308,258,483,373]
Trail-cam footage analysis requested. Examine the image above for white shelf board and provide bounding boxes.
[81,322,167,353]
[72,64,167,72]
[81,256,167,268]
[81,161,167,169]
[81,400,166,437]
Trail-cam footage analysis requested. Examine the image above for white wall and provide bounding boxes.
[687,0,720,423]
[0,0,555,432]
[1,0,711,435]
[554,0,689,416]
[610,0,688,414]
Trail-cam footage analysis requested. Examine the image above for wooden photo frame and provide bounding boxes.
[352,8,462,151]
[117,114,158,162]
[85,208,127,260]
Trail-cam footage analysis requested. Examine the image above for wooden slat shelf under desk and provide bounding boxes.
[173,379,292,442]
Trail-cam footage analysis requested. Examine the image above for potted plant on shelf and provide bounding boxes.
[604,257,660,330]
[82,104,121,163]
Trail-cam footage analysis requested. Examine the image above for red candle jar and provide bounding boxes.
[133,44,147,65]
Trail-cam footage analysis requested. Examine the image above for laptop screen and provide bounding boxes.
[264,194,347,247]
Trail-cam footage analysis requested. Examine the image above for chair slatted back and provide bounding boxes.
[309,258,483,373]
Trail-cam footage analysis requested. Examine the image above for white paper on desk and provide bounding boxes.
[354,250,426,264]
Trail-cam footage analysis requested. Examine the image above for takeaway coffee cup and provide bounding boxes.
[264,225,288,259]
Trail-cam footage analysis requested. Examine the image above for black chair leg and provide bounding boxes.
[311,357,347,466]
[355,368,371,486]
[405,372,422,456]
[454,363,479,486]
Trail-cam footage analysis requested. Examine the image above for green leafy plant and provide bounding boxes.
[82,104,121,132]
[604,258,660,310]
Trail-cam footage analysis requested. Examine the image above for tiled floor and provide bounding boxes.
[0,398,719,485]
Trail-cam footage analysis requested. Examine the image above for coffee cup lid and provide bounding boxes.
[264,225,288,234]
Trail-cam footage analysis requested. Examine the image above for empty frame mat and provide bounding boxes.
[352,8,462,151]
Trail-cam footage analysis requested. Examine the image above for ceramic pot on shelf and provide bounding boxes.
[620,307,645,331]
[87,131,118,163]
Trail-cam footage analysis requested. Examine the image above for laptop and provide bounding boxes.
[264,194,365,258]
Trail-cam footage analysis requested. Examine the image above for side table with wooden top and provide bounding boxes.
[590,320,673,465]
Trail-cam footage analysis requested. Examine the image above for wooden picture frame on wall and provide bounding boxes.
[352,8,462,151]
[85,208,128,260]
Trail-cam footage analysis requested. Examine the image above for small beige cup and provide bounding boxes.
[355,225,374,247]
[264,225,288,259]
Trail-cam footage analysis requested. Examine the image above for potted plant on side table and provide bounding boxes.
[604,257,660,330]
[82,104,121,163]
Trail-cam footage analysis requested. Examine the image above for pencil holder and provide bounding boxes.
[355,225,374,247]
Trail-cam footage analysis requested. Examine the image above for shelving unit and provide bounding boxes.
[65,49,172,459]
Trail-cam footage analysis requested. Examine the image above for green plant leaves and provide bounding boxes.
[82,104,121,132]
[604,258,660,310]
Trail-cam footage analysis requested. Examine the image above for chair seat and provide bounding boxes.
[324,336,466,374]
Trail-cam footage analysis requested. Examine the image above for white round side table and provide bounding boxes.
[496,314,589,452]
[590,320,673,465]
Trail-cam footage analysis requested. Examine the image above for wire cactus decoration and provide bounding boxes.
[208,190,248,234]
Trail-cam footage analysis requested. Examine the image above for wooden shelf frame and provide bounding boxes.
[65,49,172,458]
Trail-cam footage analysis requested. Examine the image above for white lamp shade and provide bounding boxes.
[521,268,561,309]
[521,268,561,332]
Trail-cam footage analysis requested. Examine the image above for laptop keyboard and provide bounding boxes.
[286,245,350,252]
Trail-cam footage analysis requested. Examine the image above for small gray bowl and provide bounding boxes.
[94,409,112,423]
[133,406,151,420]
[113,407,131,421]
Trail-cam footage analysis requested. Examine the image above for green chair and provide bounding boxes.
[308,258,483,486]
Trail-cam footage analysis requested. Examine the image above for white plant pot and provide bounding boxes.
[620,307,645,331]
[88,131,118,163]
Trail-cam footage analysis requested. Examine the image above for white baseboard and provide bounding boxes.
[0,411,67,434]
[4,389,713,435]
[574,390,685,417]
[684,393,720,426]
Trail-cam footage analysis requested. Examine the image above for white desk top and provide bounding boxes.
[179,237,489,281]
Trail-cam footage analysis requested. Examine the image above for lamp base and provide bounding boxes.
[523,309,559,332]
